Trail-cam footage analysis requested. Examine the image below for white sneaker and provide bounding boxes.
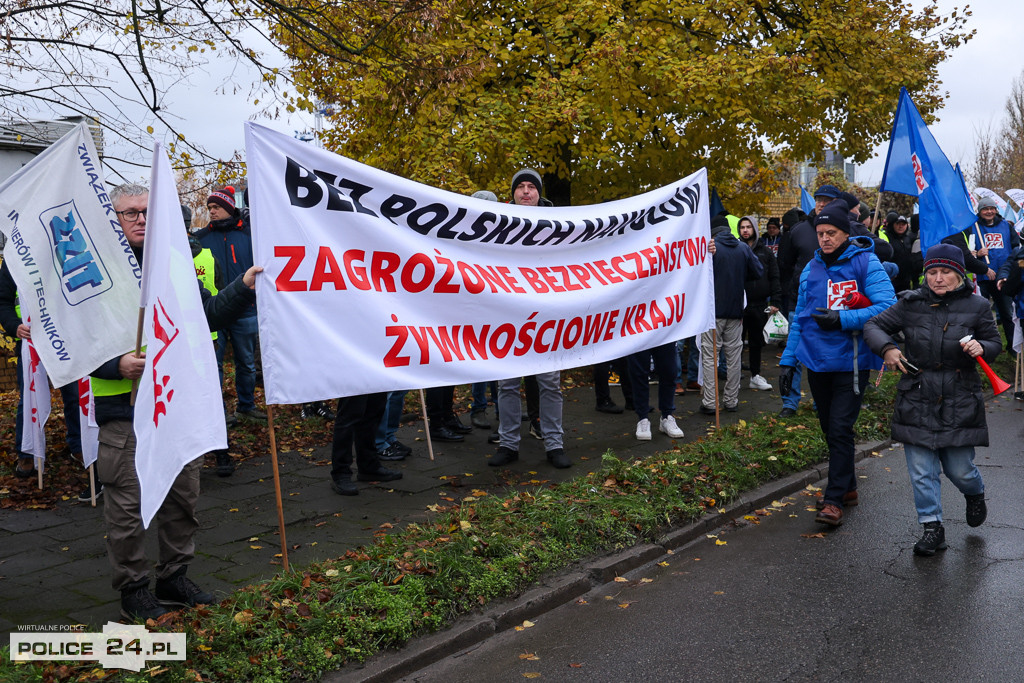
[749,374,773,391]
[660,415,684,438]
[636,418,652,441]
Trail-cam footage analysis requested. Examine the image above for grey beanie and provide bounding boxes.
[977,196,998,211]
[511,168,543,196]
[472,190,498,202]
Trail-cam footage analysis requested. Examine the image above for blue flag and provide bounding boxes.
[879,88,978,252]
[799,186,815,215]
[709,187,725,219]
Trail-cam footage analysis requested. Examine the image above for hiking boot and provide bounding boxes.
[429,426,464,442]
[635,418,652,441]
[331,479,358,496]
[120,585,170,621]
[749,374,773,391]
[356,467,403,483]
[659,415,684,438]
[816,490,858,510]
[155,570,215,608]
[815,503,843,526]
[215,451,235,477]
[529,419,542,440]
[489,446,519,467]
[779,407,797,418]
[965,493,987,527]
[444,415,473,434]
[596,399,623,414]
[235,408,268,423]
[546,448,571,469]
[914,521,947,556]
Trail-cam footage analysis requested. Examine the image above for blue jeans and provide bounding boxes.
[904,444,984,524]
[215,314,258,412]
[374,390,407,451]
[675,338,700,383]
[471,382,497,414]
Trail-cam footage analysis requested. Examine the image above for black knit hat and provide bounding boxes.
[782,208,804,229]
[813,202,851,234]
[923,244,966,278]
[510,169,543,197]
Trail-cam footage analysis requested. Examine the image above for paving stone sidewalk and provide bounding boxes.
[0,380,784,635]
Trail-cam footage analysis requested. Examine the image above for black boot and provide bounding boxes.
[121,581,170,621]
[965,493,987,528]
[155,568,215,608]
[215,451,235,477]
[913,521,947,556]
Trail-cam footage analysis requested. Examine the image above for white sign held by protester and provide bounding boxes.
[0,123,142,387]
[134,142,226,528]
[245,123,716,403]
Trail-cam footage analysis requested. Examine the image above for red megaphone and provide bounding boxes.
[960,335,1011,395]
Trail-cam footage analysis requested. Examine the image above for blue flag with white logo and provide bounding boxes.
[799,186,815,215]
[879,88,978,252]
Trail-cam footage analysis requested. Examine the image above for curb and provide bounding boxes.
[324,438,891,683]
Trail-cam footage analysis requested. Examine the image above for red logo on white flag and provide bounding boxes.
[911,153,929,193]
[150,298,180,427]
[827,279,858,310]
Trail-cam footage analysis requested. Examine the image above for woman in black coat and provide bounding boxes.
[864,244,1001,556]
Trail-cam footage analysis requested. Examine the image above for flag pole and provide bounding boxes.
[971,222,990,265]
[129,306,145,406]
[88,464,97,507]
[36,457,42,490]
[711,329,720,430]
[419,388,435,461]
[265,404,289,572]
[873,193,884,233]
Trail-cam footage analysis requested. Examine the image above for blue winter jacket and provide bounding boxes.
[194,215,256,318]
[780,237,897,372]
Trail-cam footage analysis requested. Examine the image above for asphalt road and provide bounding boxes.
[405,394,1024,682]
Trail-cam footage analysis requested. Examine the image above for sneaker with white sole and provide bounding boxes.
[659,415,684,438]
[749,374,773,391]
[635,418,652,441]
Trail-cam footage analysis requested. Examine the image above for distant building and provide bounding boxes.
[0,116,104,182]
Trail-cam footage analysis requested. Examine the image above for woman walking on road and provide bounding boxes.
[864,244,1000,556]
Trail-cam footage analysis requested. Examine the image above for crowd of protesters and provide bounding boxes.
[5,172,1020,621]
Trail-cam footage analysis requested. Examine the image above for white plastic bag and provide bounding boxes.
[762,311,789,344]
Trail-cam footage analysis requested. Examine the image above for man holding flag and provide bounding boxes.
[92,182,261,621]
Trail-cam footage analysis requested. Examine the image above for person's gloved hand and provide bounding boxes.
[779,365,796,397]
[811,307,842,331]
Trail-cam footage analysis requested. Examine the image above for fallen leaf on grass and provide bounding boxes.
[325,569,339,577]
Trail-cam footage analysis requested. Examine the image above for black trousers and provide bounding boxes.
[330,392,386,483]
[807,369,869,507]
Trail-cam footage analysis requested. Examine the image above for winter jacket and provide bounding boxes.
[0,261,22,337]
[739,217,782,311]
[91,247,257,426]
[194,215,256,318]
[882,225,920,293]
[995,245,1024,318]
[780,237,896,373]
[975,217,1019,280]
[711,225,764,319]
[863,281,1001,448]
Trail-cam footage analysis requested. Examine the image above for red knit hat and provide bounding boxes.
[207,186,236,214]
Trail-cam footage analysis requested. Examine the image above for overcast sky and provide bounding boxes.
[131,0,1020,190]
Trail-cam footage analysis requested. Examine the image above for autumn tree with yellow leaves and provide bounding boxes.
[278,0,972,212]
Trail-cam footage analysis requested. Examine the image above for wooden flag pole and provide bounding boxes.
[419,388,435,461]
[36,457,43,490]
[872,193,884,233]
[88,464,97,507]
[265,404,289,572]
[711,329,720,430]
[129,307,146,406]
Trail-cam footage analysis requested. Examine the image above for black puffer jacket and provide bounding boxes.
[863,282,1001,449]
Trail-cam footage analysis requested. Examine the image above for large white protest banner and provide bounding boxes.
[0,123,142,387]
[134,142,226,527]
[246,123,715,404]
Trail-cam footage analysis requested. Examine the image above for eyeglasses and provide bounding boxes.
[115,208,147,222]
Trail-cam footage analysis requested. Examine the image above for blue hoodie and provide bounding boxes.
[781,237,896,372]
[711,224,763,319]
